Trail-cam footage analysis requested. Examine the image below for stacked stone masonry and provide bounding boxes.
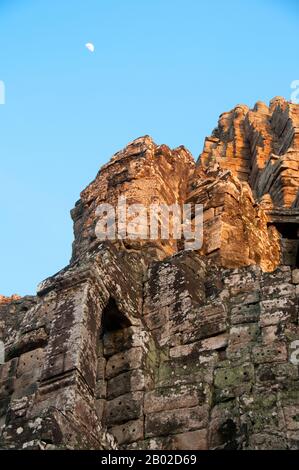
[1,97,299,449]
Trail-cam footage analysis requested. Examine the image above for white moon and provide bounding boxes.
[85,43,95,52]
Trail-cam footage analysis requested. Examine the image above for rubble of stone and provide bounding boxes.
[0,97,299,450]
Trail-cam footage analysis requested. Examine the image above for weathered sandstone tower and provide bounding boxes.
[1,97,299,450]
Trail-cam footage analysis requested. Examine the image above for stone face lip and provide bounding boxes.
[1,97,299,451]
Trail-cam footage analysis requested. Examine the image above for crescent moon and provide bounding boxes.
[85,43,95,52]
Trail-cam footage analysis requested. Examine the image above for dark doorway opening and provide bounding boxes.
[272,222,299,267]
[101,297,131,335]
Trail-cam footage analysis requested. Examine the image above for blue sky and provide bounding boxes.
[0,0,298,296]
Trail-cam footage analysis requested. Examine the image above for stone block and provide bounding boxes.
[109,418,144,445]
[145,405,209,437]
[256,363,298,384]
[171,429,208,450]
[260,297,297,325]
[95,399,105,419]
[157,355,214,389]
[230,302,260,325]
[16,348,44,378]
[95,379,107,399]
[292,269,299,284]
[283,406,299,431]
[96,357,106,380]
[0,377,15,399]
[6,328,48,360]
[104,392,143,426]
[0,358,18,382]
[182,303,227,344]
[252,343,287,364]
[144,307,169,331]
[248,432,288,450]
[261,282,295,299]
[103,327,147,357]
[107,369,148,399]
[144,384,204,414]
[106,347,144,379]
[214,363,254,389]
[200,333,228,351]
[227,324,260,355]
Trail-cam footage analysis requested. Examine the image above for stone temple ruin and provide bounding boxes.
[0,96,299,450]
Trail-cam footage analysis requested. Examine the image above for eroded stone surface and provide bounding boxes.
[1,98,299,450]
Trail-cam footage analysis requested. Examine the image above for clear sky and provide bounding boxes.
[0,0,298,296]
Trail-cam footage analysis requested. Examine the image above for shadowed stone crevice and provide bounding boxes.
[101,298,132,335]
